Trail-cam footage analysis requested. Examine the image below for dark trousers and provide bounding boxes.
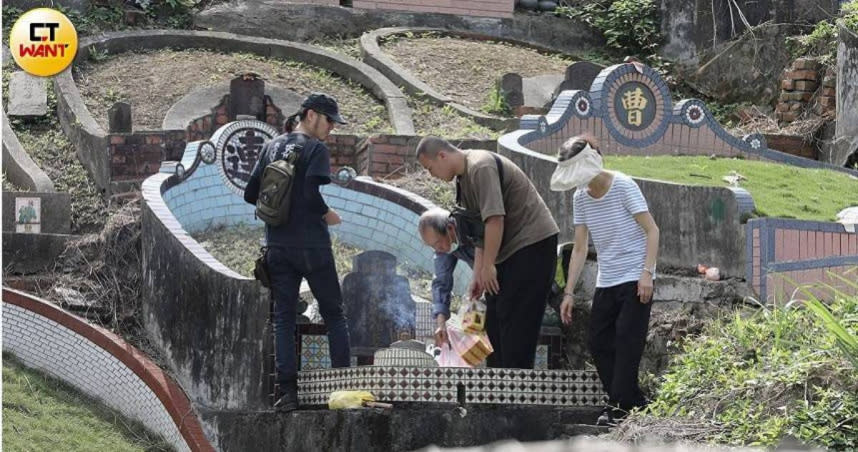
[267,246,351,385]
[588,280,651,411]
[485,234,557,369]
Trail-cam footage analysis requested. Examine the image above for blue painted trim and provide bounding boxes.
[769,255,858,272]
[753,218,855,233]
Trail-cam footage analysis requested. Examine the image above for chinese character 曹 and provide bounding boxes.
[621,87,648,126]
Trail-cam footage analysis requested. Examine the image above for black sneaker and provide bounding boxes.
[273,392,298,412]
[273,380,298,413]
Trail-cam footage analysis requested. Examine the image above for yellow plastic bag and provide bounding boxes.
[328,391,376,409]
[459,298,486,334]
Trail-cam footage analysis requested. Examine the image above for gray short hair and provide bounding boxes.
[418,208,452,235]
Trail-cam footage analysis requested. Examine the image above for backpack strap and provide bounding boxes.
[455,152,505,205]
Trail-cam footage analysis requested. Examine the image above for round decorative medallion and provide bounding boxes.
[599,65,671,147]
[574,94,592,117]
[199,141,217,165]
[685,103,705,126]
[209,120,280,195]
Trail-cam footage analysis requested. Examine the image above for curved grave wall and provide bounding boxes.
[54,30,415,195]
[1,288,214,452]
[142,120,471,410]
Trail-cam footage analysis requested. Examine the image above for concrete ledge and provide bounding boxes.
[2,232,74,275]
[2,108,55,192]
[360,27,523,130]
[196,2,604,57]
[202,405,601,452]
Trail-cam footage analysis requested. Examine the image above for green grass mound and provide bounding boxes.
[3,354,173,451]
[605,156,858,222]
[616,283,858,450]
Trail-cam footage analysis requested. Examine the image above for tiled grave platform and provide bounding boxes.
[298,366,606,407]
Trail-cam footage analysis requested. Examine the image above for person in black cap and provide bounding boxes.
[245,92,351,412]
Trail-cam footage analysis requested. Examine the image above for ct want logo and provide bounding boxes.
[9,8,78,77]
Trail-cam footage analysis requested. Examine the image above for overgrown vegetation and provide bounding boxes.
[786,1,858,67]
[605,155,858,221]
[191,224,435,300]
[614,278,858,450]
[3,353,173,451]
[555,0,661,59]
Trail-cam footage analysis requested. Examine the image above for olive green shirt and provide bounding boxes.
[457,150,559,264]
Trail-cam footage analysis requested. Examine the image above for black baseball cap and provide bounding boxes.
[301,93,347,125]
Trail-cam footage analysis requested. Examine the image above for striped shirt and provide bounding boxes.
[573,172,649,288]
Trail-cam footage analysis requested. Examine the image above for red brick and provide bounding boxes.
[781,79,795,90]
[785,70,818,81]
[145,135,162,145]
[793,58,820,70]
[372,143,405,154]
[109,135,126,145]
[374,152,405,165]
[790,102,802,111]
[776,102,792,113]
[779,111,798,122]
[371,162,389,175]
[820,96,836,107]
[822,87,836,97]
[823,76,837,88]
[794,80,818,91]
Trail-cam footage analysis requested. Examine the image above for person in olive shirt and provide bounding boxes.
[244,93,351,412]
[416,137,559,368]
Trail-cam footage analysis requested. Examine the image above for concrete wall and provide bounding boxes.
[142,172,273,411]
[660,0,839,65]
[2,108,55,192]
[353,0,513,18]
[1,288,213,452]
[835,24,858,167]
[195,2,604,57]
[748,218,858,302]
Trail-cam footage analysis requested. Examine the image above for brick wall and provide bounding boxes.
[2,288,213,452]
[776,58,836,124]
[109,131,186,183]
[187,96,284,142]
[352,0,513,18]
[748,219,858,302]
[360,135,497,178]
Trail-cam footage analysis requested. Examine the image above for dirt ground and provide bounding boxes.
[381,33,573,112]
[74,48,393,135]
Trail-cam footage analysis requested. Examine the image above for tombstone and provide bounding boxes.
[500,73,524,108]
[341,250,416,357]
[108,102,132,133]
[554,61,605,96]
[522,74,565,109]
[8,72,47,117]
[229,73,265,121]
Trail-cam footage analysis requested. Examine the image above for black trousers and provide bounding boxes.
[588,280,652,411]
[485,234,558,369]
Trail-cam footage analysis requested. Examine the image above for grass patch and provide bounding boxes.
[604,156,858,221]
[2,353,173,451]
[190,223,434,300]
[408,95,499,140]
[615,285,858,450]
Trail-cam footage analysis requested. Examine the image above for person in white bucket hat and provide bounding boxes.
[551,134,660,426]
